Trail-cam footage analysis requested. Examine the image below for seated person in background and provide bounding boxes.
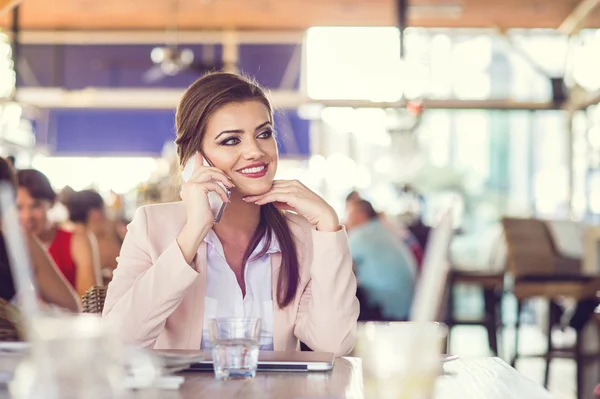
[346,199,416,321]
[346,190,422,269]
[16,169,101,296]
[102,72,359,355]
[63,189,121,285]
[113,216,130,245]
[0,158,81,312]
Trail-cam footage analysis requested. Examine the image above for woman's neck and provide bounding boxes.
[213,192,261,243]
[87,220,107,238]
[37,225,56,245]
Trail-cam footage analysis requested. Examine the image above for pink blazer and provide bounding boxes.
[102,202,359,356]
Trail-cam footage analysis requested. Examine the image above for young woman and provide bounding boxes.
[16,169,100,296]
[63,189,121,285]
[103,72,359,355]
[0,158,81,312]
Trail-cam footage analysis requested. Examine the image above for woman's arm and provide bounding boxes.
[102,206,200,348]
[70,231,101,296]
[293,227,360,356]
[28,234,81,312]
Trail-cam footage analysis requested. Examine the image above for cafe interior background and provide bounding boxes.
[1,0,600,398]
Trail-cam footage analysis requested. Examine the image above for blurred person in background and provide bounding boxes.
[346,190,423,269]
[5,155,15,169]
[345,199,416,321]
[63,189,121,285]
[399,184,431,250]
[113,216,130,245]
[16,169,100,296]
[0,158,80,311]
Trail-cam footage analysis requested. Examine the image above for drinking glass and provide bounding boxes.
[9,314,161,399]
[355,321,448,399]
[208,318,261,380]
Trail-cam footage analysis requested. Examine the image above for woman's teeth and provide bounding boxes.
[240,165,265,174]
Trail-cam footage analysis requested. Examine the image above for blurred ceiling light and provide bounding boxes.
[588,126,600,150]
[306,27,430,102]
[355,166,372,189]
[306,27,400,101]
[320,107,356,132]
[308,154,326,171]
[325,153,357,190]
[572,32,600,92]
[0,32,15,99]
[374,157,393,174]
[297,103,324,120]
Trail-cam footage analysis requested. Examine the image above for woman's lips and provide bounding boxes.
[237,164,268,178]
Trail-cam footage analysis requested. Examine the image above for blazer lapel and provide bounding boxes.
[189,242,207,349]
[271,252,288,351]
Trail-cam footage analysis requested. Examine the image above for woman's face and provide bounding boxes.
[16,188,51,235]
[199,100,278,196]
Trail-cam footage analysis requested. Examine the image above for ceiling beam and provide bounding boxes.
[13,87,560,111]
[559,0,600,35]
[0,0,20,15]
[10,29,306,45]
[8,28,509,46]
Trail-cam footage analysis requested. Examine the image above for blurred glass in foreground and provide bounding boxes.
[355,322,447,399]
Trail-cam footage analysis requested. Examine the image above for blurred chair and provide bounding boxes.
[502,217,600,399]
[82,286,107,314]
[0,298,25,341]
[445,231,506,357]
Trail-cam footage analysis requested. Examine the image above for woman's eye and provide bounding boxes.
[258,129,273,139]
[220,137,240,146]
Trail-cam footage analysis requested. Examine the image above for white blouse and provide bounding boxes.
[200,230,279,350]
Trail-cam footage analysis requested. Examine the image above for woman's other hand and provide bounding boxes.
[243,180,340,232]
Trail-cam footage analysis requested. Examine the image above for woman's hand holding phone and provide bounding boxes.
[177,152,233,264]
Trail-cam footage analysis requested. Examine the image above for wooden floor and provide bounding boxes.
[450,325,577,399]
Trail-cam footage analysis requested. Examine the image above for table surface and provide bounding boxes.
[140,357,555,399]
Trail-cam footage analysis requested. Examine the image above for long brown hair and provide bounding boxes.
[175,72,299,308]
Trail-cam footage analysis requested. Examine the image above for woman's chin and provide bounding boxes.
[235,184,273,197]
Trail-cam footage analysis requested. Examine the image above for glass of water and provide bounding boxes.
[208,318,261,380]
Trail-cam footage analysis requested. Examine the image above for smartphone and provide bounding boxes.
[181,154,230,224]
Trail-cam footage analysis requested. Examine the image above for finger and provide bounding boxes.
[273,202,296,212]
[253,192,295,206]
[241,180,298,202]
[190,169,234,188]
[271,179,304,188]
[194,151,203,172]
[199,182,231,203]
[205,166,233,180]
[243,187,294,202]
[192,165,232,179]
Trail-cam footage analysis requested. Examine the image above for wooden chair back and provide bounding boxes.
[501,217,580,279]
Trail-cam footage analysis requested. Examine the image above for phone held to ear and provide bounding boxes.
[181,155,230,224]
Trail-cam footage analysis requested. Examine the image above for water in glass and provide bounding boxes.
[209,318,261,380]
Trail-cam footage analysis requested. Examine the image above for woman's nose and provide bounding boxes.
[242,140,265,160]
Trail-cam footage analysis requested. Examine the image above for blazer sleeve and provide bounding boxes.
[293,227,359,356]
[102,207,198,347]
